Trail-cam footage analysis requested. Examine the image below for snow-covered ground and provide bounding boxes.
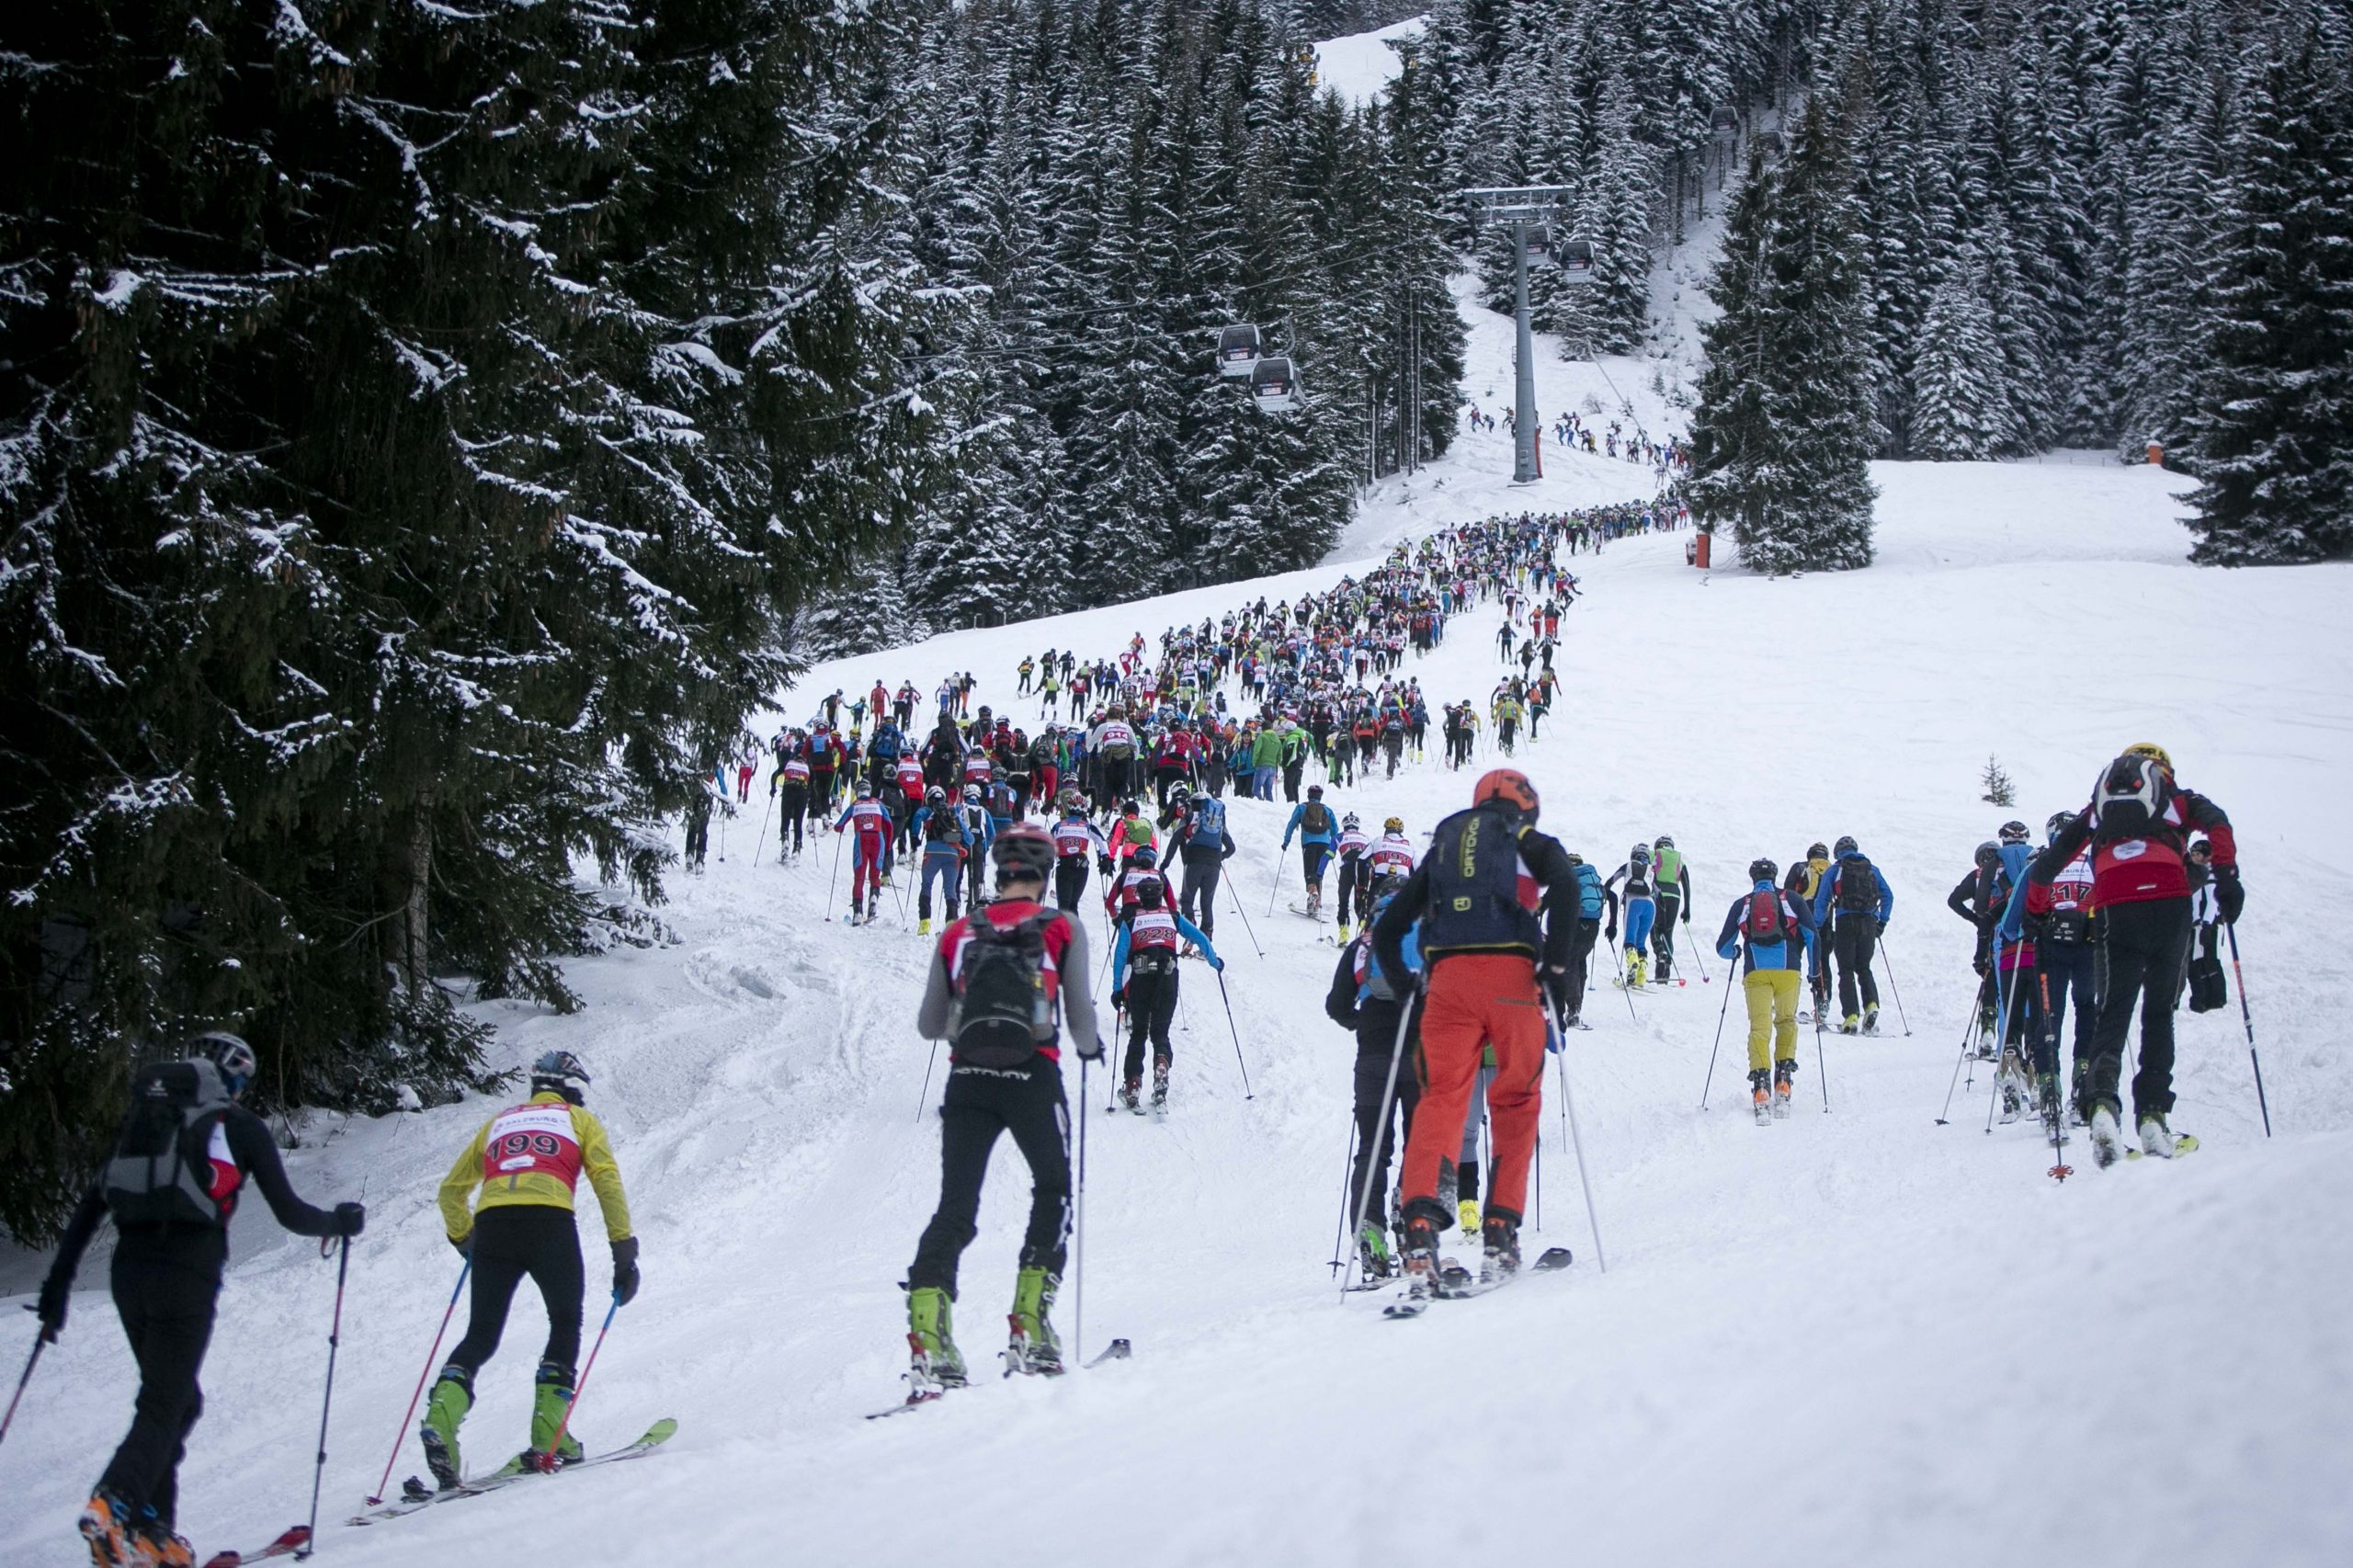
[1313,16,1424,108]
[7,285,2353,1568]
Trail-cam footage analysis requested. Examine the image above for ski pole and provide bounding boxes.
[364,1256,471,1504]
[1813,987,1830,1110]
[1266,844,1286,916]
[915,1038,940,1122]
[1874,927,1913,1034]
[1074,1055,1089,1364]
[1608,929,1638,1021]
[295,1235,351,1561]
[1329,1117,1361,1275]
[716,801,727,865]
[1699,957,1735,1109]
[755,786,773,861]
[1212,969,1254,1098]
[534,1292,619,1473]
[0,1332,43,1449]
[1552,1002,1608,1273]
[1224,871,1264,960]
[1688,915,1711,984]
[1341,993,1419,1298]
[2224,925,2271,1136]
[823,825,845,917]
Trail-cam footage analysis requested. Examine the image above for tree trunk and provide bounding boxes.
[402,809,433,998]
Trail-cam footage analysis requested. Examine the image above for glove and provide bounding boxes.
[1973,954,1990,977]
[1542,964,1573,1015]
[1097,855,1113,877]
[448,1232,471,1256]
[1077,1033,1107,1063]
[2215,868,2244,925]
[1681,908,1691,925]
[32,1276,69,1342]
[1110,987,1127,1010]
[1604,924,1617,943]
[611,1237,641,1306]
[1211,955,1226,972]
[333,1201,367,1238]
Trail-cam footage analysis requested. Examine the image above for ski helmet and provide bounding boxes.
[1384,816,1404,834]
[2122,742,2174,774]
[1748,858,1778,884]
[1308,784,1324,800]
[1834,835,1859,858]
[1138,879,1166,908]
[1998,820,2030,846]
[1471,767,1540,824]
[1975,841,2001,870]
[1341,812,1360,831]
[2045,811,2075,841]
[990,823,1054,882]
[1131,846,1158,869]
[962,784,982,802]
[1631,843,1650,864]
[857,784,875,800]
[1655,835,1676,852]
[1807,842,1829,860]
[926,786,945,804]
[192,1031,257,1098]
[530,1050,592,1105]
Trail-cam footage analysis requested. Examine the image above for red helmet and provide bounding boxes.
[991,823,1055,881]
[1472,767,1540,824]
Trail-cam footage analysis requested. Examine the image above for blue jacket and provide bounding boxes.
[1993,840,2037,943]
[910,806,967,856]
[1717,881,1813,973]
[1110,915,1222,990]
[1358,923,1423,1003]
[1283,801,1338,848]
[1812,852,1893,926]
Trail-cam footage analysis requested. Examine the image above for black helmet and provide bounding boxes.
[926,785,946,804]
[531,1050,592,1105]
[1975,841,2001,869]
[192,1031,257,1099]
[1834,835,1859,858]
[1998,820,2030,846]
[1132,845,1158,869]
[1807,842,1829,860]
[991,823,1055,882]
[2045,811,2075,841]
[1748,858,1777,883]
[1308,784,1324,800]
[1138,880,1166,908]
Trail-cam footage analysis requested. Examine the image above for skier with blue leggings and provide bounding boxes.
[1605,844,1658,984]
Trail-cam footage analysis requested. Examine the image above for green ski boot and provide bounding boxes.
[527,1359,585,1470]
[1006,1267,1063,1376]
[1358,1221,1394,1279]
[906,1286,969,1393]
[418,1367,472,1490]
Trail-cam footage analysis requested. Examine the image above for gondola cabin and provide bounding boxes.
[1217,324,1262,378]
[1557,238,1597,287]
[1250,356,1302,412]
[1711,106,1739,140]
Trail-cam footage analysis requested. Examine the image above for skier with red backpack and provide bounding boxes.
[903,824,1105,1392]
[34,1034,364,1568]
[1715,860,1816,1121]
[2028,744,2240,1165]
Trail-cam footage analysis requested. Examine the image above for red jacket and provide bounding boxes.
[2040,784,2234,908]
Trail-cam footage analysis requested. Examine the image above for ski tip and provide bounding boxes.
[1533,1245,1574,1271]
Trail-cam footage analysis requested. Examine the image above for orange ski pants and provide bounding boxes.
[1402,953,1547,1223]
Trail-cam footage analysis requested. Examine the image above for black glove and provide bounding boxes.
[2215,868,2244,925]
[334,1201,367,1238]
[449,1232,471,1256]
[1110,987,1127,1011]
[1604,924,1617,943]
[31,1276,69,1342]
[611,1237,641,1306]
[1543,965,1574,1014]
[1680,908,1690,925]
[1096,855,1113,877]
[1077,1033,1107,1063]
[1972,954,1990,977]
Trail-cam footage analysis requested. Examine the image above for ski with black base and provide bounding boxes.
[200,1526,311,1568]
[345,1419,677,1526]
[1383,1246,1573,1319]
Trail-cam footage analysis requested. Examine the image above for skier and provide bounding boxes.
[957,785,996,910]
[1048,790,1109,911]
[833,786,895,925]
[1563,851,1605,1025]
[1649,835,1694,982]
[771,748,812,858]
[904,824,1105,1389]
[913,787,970,936]
[1948,841,2007,1054]
[1102,844,1174,926]
[2026,744,2239,1164]
[1166,786,1235,944]
[421,1051,635,1487]
[1810,836,1893,1034]
[1604,844,1657,985]
[2003,811,2100,1110]
[36,1035,364,1568]
[1281,785,1340,917]
[1370,769,1579,1290]
[1333,812,1371,939]
[1715,859,1813,1121]
[1369,816,1415,882]
[1325,886,1423,1279]
[1784,842,1833,1017]
[1108,881,1224,1110]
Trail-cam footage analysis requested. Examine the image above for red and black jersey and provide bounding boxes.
[937,900,1077,1062]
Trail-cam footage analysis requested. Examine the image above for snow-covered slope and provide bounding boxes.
[1313,17,1424,109]
[7,291,2352,1568]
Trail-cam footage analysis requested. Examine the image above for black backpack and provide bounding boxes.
[2094,756,2177,846]
[104,1061,235,1228]
[1835,858,1879,915]
[1421,808,1540,956]
[952,911,1060,1067]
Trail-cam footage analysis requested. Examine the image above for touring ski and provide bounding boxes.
[1382,1246,1572,1319]
[2124,1132,2200,1160]
[345,1419,677,1527]
[199,1526,311,1568]
[867,1339,1131,1418]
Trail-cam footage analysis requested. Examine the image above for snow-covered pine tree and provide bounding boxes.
[1910,256,2017,460]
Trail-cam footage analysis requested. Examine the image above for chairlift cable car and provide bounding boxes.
[1216,323,1262,379]
[1250,355,1302,413]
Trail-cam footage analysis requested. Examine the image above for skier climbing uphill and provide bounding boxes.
[1370,769,1579,1292]
[1281,784,1340,917]
[904,824,1105,1392]
[425,1051,636,1487]
[1108,881,1223,1111]
[1811,836,1893,1033]
[36,1034,364,1568]
[1604,844,1657,985]
[1715,861,1813,1120]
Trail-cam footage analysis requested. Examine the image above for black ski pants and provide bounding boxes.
[2037,941,2097,1068]
[2086,898,2193,1119]
[1053,856,1090,911]
[1652,892,1682,978]
[448,1204,585,1383]
[776,783,808,853]
[1335,854,1366,926]
[1349,997,1424,1232]
[1178,852,1222,937]
[101,1227,225,1528]
[910,1058,1071,1297]
[1566,918,1600,1018]
[1830,916,1880,1018]
[1121,969,1178,1082]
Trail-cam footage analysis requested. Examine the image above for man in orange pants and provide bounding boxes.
[1371,768,1581,1287]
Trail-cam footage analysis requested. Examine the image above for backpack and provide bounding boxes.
[924,809,962,847]
[951,911,1061,1068]
[1835,858,1879,915]
[1192,797,1226,844]
[104,1061,236,1228]
[1302,801,1332,836]
[1421,808,1541,956]
[2093,756,2177,846]
[1744,890,1792,948]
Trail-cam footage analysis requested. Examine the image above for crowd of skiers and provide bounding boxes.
[21,491,2252,1562]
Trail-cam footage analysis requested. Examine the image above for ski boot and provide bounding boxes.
[1006,1267,1063,1376]
[1151,1054,1171,1110]
[1399,1210,1443,1302]
[1997,1049,2026,1124]
[906,1285,969,1393]
[1480,1214,1522,1285]
[79,1486,137,1568]
[1839,1014,1861,1035]
[1749,1068,1772,1125]
[1118,1077,1141,1113]
[1457,1199,1481,1241]
[917,916,931,936]
[1336,923,1350,944]
[1358,1221,1394,1280]
[131,1521,195,1568]
[2088,1104,2123,1169]
[1861,1005,1881,1036]
[1772,1059,1795,1119]
[418,1365,472,1490]
[526,1360,584,1470]
[2036,1074,2066,1134]
[2070,1062,2091,1125]
[1626,949,1647,986]
[2137,1113,2178,1159]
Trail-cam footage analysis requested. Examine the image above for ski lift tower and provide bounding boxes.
[1464,186,1574,484]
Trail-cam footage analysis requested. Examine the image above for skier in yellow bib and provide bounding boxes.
[419,1051,636,1487]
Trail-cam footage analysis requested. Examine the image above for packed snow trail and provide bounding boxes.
[8,449,2352,1563]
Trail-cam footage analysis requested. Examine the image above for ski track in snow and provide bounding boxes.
[7,292,2353,1568]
